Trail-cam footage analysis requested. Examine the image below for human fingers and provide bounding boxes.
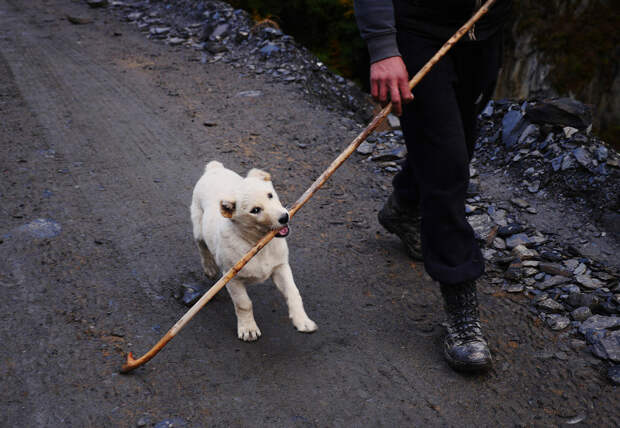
[389,81,402,116]
[399,77,414,106]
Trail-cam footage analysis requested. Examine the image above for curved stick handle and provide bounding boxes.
[119,0,496,374]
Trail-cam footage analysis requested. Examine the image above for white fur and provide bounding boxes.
[190,161,317,341]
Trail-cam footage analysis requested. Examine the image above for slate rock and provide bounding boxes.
[168,37,185,46]
[541,250,563,262]
[127,12,142,21]
[546,314,570,330]
[210,23,230,40]
[563,126,579,138]
[259,42,280,57]
[573,263,587,276]
[259,26,283,39]
[539,262,572,277]
[179,283,207,307]
[570,306,592,322]
[567,293,600,310]
[589,330,620,362]
[505,233,531,249]
[561,154,576,170]
[502,110,528,148]
[594,145,608,162]
[510,198,530,209]
[356,141,374,155]
[551,155,563,172]
[371,146,406,162]
[512,244,538,260]
[506,283,524,293]
[536,298,565,313]
[504,261,522,281]
[480,101,494,118]
[573,147,591,168]
[150,27,171,36]
[387,113,401,128]
[467,214,494,240]
[575,274,605,290]
[537,275,570,290]
[497,223,524,237]
[493,237,506,250]
[519,123,540,145]
[578,315,620,335]
[525,97,592,129]
[562,283,580,294]
[204,40,228,54]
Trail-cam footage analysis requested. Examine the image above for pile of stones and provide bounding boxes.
[107,0,373,121]
[475,98,620,237]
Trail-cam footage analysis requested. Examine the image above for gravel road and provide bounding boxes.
[0,1,617,426]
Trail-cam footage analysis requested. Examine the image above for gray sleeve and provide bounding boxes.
[353,0,400,63]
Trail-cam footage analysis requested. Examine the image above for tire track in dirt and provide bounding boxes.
[1,1,197,300]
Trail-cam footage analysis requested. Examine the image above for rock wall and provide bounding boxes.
[496,0,619,147]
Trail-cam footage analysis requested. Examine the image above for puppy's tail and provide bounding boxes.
[205,160,224,172]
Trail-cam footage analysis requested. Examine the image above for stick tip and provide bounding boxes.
[119,352,136,374]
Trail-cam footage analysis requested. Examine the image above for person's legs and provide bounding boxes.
[387,31,503,371]
[397,33,483,285]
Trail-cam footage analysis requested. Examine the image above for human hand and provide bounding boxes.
[370,56,413,116]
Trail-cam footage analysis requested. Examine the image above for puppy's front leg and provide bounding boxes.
[226,279,261,341]
[272,264,317,333]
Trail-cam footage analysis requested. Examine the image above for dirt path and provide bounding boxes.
[0,1,616,426]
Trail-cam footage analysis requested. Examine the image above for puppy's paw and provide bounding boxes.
[292,316,318,333]
[237,321,262,342]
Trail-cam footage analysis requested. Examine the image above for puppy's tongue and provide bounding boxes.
[276,226,289,237]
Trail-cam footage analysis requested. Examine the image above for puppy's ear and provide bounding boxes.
[220,200,236,218]
[247,168,271,182]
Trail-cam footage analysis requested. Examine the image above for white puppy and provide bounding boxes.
[190,161,317,341]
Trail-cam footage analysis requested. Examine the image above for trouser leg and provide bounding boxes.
[394,31,501,285]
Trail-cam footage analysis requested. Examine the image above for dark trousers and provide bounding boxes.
[392,30,503,285]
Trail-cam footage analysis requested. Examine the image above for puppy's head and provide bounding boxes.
[219,168,289,238]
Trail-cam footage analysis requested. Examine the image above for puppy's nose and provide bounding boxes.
[278,213,289,225]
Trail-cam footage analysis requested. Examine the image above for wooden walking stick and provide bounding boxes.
[120,0,497,374]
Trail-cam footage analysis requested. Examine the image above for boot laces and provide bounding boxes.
[448,316,483,343]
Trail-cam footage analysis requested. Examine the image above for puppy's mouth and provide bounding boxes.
[275,225,290,238]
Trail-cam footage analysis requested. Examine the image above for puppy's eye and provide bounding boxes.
[268,193,273,199]
[250,207,262,214]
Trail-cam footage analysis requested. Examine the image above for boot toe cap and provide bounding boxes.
[444,340,492,372]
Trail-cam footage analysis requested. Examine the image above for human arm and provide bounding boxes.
[353,0,413,116]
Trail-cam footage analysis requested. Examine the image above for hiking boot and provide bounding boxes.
[378,194,423,260]
[440,281,492,372]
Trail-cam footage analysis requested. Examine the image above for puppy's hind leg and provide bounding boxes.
[196,239,220,280]
[272,264,317,333]
[226,279,261,341]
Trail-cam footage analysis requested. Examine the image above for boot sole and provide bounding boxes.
[444,350,492,372]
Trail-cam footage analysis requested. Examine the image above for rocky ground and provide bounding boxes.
[0,0,618,426]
